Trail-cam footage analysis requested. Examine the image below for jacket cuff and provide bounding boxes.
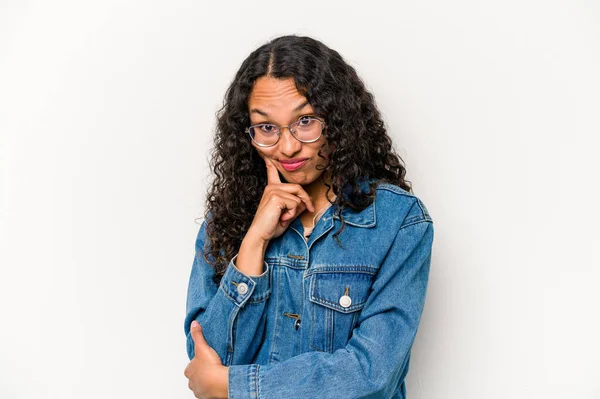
[219,254,270,306]
[228,364,259,399]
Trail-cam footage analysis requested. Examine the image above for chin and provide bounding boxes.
[282,172,321,186]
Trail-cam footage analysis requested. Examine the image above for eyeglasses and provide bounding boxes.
[245,116,326,147]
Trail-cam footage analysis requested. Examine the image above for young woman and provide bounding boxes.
[183,35,434,399]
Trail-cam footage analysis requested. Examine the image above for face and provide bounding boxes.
[248,76,333,187]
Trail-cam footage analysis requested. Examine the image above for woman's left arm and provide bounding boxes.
[225,218,435,399]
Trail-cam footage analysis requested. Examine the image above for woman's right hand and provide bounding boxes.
[247,156,315,243]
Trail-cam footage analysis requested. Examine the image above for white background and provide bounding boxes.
[1,1,599,398]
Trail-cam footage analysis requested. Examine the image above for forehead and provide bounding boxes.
[248,76,310,113]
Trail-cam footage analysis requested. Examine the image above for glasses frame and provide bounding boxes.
[245,115,327,147]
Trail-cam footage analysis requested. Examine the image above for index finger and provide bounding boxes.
[264,157,282,184]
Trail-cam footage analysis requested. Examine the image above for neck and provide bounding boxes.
[302,173,336,210]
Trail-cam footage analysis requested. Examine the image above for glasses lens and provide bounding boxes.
[249,124,279,146]
[290,117,323,142]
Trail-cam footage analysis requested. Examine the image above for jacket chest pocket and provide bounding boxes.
[308,268,376,353]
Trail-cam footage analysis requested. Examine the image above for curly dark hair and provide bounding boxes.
[199,35,412,279]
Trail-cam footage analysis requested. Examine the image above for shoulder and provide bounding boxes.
[372,181,433,228]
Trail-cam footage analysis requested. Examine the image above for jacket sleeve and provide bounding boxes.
[227,219,434,399]
[184,219,271,365]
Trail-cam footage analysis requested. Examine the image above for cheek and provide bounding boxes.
[261,149,277,159]
[252,145,273,159]
[319,141,334,159]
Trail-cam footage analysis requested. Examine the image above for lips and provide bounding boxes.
[279,158,308,171]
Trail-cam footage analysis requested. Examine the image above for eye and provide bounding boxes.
[259,124,277,133]
[297,116,317,127]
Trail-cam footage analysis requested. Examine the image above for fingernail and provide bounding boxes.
[191,320,199,328]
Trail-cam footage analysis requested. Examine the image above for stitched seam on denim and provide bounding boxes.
[308,266,378,275]
[328,307,334,352]
[403,214,425,224]
[277,260,307,269]
[227,305,240,357]
[399,219,433,231]
[309,274,323,352]
[332,206,376,227]
[299,259,306,355]
[338,219,376,227]
[400,198,432,226]
[309,303,323,352]
[289,225,304,241]
[375,184,415,197]
[267,267,280,361]
[307,217,335,251]
[245,271,269,303]
[245,292,271,304]
[310,296,366,312]
[219,285,243,308]
[405,209,432,224]
[255,364,260,399]
[416,198,431,218]
[373,202,377,226]
[284,268,304,353]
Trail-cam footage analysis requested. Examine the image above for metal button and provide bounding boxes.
[339,295,352,308]
[237,282,248,295]
[294,318,301,330]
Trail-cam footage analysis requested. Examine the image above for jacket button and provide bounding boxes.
[339,295,352,308]
[294,318,301,330]
[237,282,249,295]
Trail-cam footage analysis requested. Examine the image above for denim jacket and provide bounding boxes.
[184,180,434,399]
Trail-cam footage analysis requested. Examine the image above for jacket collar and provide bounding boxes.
[331,177,377,228]
[290,178,377,241]
[332,202,376,227]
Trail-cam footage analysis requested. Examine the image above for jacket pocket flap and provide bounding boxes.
[309,270,375,313]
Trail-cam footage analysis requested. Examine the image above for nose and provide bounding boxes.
[279,126,302,157]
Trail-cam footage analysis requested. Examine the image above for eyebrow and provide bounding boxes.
[250,101,310,117]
